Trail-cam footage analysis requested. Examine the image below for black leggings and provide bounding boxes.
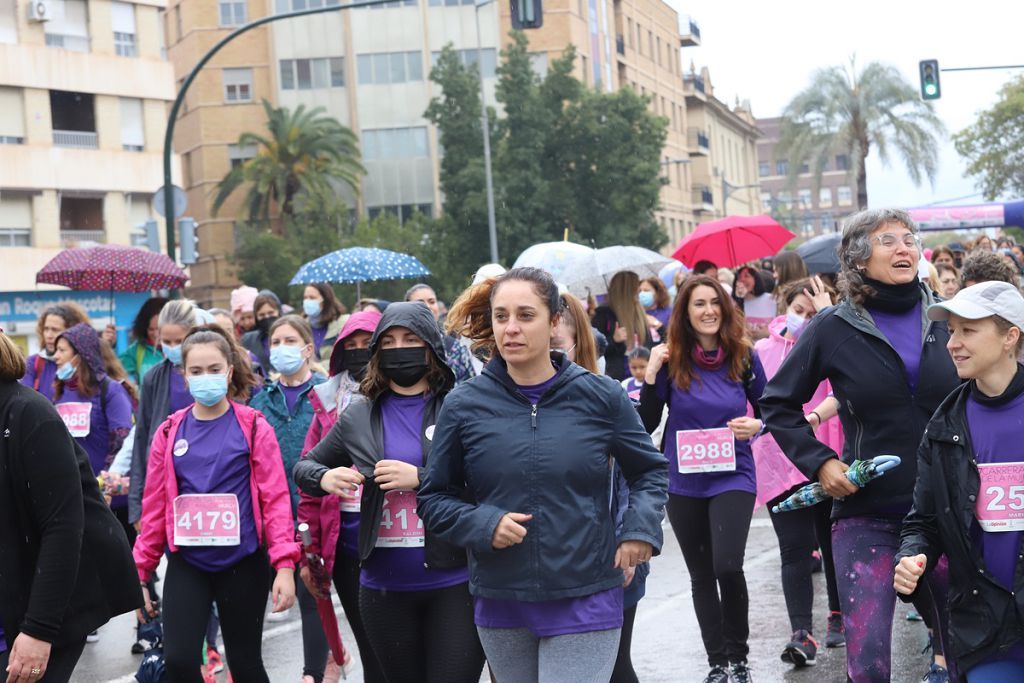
[610,604,639,683]
[331,550,387,683]
[667,491,755,667]
[162,549,271,683]
[358,582,485,683]
[768,496,841,633]
[0,638,85,682]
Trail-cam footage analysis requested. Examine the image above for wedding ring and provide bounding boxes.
[31,669,41,675]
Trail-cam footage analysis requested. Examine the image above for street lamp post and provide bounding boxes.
[160,0,401,265]
[475,0,499,263]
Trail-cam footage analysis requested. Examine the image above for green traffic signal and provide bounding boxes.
[919,59,941,100]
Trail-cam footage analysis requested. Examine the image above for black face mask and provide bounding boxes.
[257,316,278,335]
[343,348,372,382]
[378,347,429,388]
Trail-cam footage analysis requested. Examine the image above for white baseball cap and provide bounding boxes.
[927,280,1024,330]
[472,263,507,285]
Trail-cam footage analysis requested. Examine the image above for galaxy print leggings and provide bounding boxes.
[832,516,955,683]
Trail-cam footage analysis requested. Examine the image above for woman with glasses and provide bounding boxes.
[760,209,962,683]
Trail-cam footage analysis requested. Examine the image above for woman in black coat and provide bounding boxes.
[0,331,140,682]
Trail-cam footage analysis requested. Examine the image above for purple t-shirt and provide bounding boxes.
[173,407,259,572]
[475,364,624,636]
[168,368,193,413]
[281,380,312,414]
[656,357,764,498]
[966,391,1024,593]
[21,354,57,401]
[867,302,922,393]
[312,324,328,354]
[54,379,134,478]
[648,306,671,331]
[360,393,468,592]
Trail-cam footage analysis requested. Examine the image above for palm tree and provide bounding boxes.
[212,99,365,224]
[776,58,945,209]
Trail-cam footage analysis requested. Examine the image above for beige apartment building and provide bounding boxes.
[0,0,178,291]
[684,66,761,220]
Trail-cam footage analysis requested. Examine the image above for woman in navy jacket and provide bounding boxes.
[418,267,667,682]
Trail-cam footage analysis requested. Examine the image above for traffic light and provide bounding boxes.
[178,217,198,265]
[510,0,542,29]
[919,59,941,100]
[143,219,159,253]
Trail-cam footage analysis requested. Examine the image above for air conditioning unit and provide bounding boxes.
[28,0,52,22]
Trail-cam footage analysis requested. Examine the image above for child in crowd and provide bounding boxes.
[622,346,650,400]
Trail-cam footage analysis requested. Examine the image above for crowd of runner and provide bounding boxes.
[2,207,1023,682]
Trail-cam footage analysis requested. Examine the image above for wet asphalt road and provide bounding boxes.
[76,508,935,682]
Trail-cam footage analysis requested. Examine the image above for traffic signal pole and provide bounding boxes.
[160,0,406,265]
[475,0,499,264]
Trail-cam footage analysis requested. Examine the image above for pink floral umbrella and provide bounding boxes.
[36,244,188,292]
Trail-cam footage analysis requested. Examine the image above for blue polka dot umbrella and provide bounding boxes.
[290,247,431,299]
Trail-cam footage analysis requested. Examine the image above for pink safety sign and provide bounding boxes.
[676,427,736,474]
[172,493,241,546]
[340,465,363,513]
[375,490,425,548]
[976,462,1024,533]
[57,402,92,437]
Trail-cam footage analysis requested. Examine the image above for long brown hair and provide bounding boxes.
[54,349,99,400]
[667,275,751,390]
[305,283,346,325]
[643,276,672,310]
[34,302,88,349]
[269,314,326,376]
[0,332,26,382]
[608,271,647,350]
[181,325,259,401]
[559,294,599,373]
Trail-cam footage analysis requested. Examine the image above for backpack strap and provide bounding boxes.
[32,355,45,391]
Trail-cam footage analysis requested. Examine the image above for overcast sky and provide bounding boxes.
[666,0,1023,209]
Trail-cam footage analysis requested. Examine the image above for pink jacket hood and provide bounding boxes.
[133,402,300,581]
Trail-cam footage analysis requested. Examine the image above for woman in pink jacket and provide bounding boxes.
[753,276,845,667]
[134,326,298,683]
[297,310,385,683]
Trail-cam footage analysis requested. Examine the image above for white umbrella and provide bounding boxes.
[512,240,592,284]
[561,246,677,297]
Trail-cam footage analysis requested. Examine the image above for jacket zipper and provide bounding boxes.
[846,399,864,462]
[531,404,538,429]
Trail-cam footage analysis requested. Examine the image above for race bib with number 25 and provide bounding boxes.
[976,462,1024,533]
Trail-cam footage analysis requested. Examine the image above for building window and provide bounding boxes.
[358,51,425,85]
[228,143,257,169]
[626,19,633,47]
[223,68,253,102]
[174,4,182,41]
[111,2,136,56]
[529,52,548,79]
[837,186,853,206]
[360,127,429,160]
[429,49,497,79]
[798,188,812,209]
[0,87,26,143]
[760,191,772,208]
[428,0,474,6]
[280,57,344,89]
[45,0,90,52]
[366,204,433,223]
[120,97,145,151]
[182,151,193,188]
[647,30,653,58]
[656,36,661,66]
[0,228,31,246]
[0,0,16,44]
[799,162,809,174]
[778,191,793,209]
[775,159,788,176]
[0,195,32,247]
[758,161,770,177]
[819,187,832,208]
[836,154,850,171]
[219,0,247,26]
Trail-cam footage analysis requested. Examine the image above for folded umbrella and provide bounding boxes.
[298,524,349,669]
[672,215,795,269]
[771,455,902,513]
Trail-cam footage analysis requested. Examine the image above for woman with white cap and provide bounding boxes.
[896,280,1024,682]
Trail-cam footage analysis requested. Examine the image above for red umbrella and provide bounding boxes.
[672,215,795,269]
[36,244,188,292]
[299,524,349,668]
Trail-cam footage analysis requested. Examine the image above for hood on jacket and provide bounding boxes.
[369,302,454,392]
[56,322,105,378]
[767,315,789,342]
[328,310,382,376]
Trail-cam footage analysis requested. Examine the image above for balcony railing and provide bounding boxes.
[53,130,99,149]
[616,35,625,55]
[688,19,701,40]
[680,16,701,46]
[688,127,710,154]
[60,229,106,247]
[693,186,713,210]
[45,33,91,52]
[0,136,25,145]
[684,74,705,94]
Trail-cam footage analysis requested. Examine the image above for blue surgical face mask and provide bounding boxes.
[162,343,182,366]
[187,374,229,407]
[303,299,322,318]
[56,362,76,381]
[785,312,808,339]
[668,285,677,300]
[638,291,655,309]
[270,344,307,376]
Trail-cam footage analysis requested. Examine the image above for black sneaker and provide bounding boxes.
[701,665,730,683]
[731,660,754,683]
[825,611,846,648]
[781,629,818,667]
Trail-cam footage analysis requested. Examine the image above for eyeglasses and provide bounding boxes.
[873,233,922,250]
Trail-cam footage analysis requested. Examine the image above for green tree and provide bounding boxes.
[212,99,364,224]
[954,75,1024,200]
[776,58,945,209]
